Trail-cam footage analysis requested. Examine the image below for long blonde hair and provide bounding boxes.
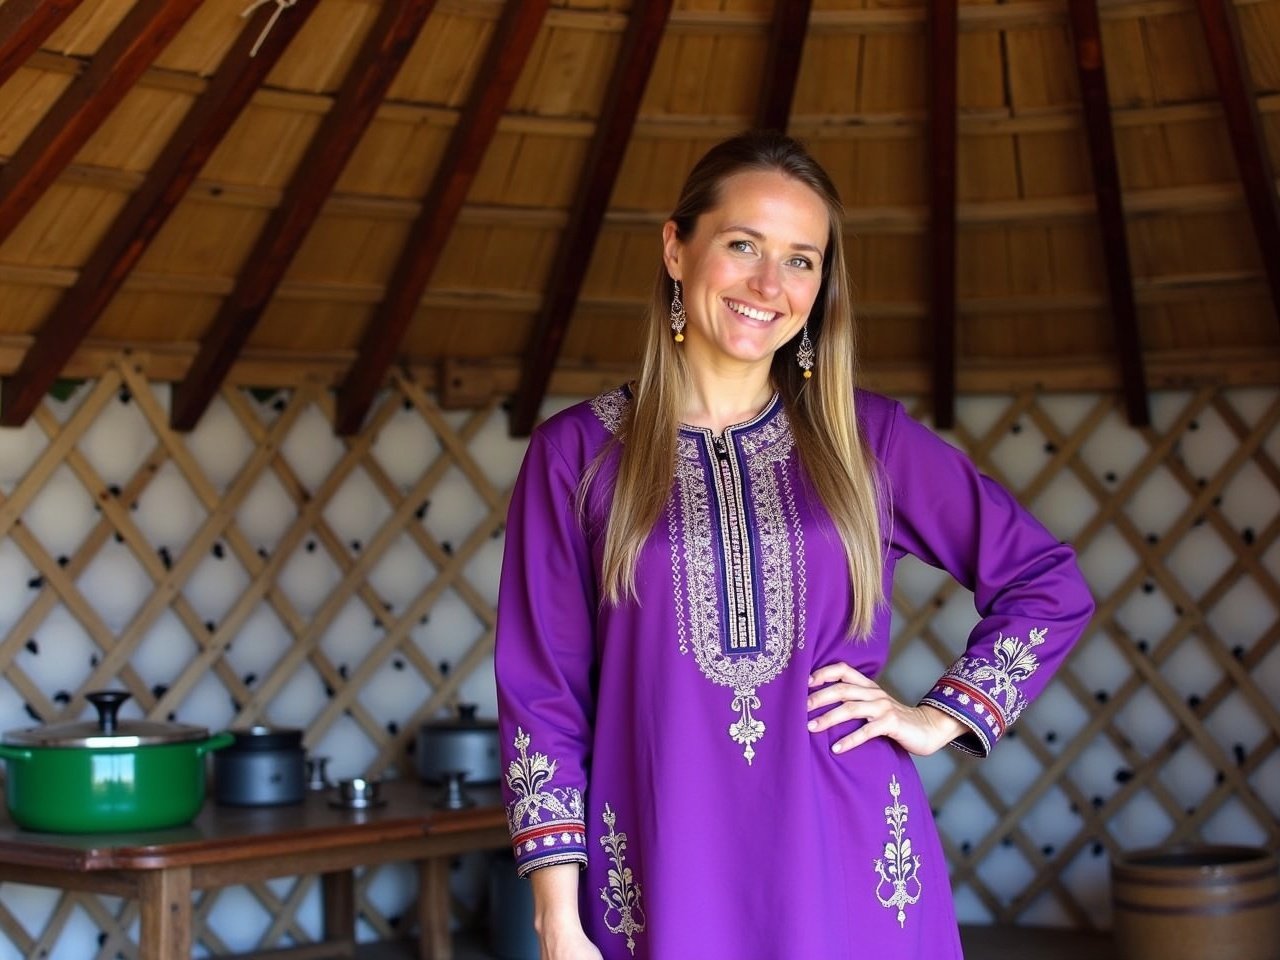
[598,131,886,638]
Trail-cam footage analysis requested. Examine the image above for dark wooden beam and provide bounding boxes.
[509,0,674,435]
[334,0,552,435]
[0,1,321,428]
[0,0,201,246]
[1194,0,1280,330]
[756,0,813,130]
[927,0,958,429]
[169,0,438,432]
[1067,0,1150,426]
[0,0,84,89]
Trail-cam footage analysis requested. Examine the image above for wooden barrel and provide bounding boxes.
[1111,845,1280,960]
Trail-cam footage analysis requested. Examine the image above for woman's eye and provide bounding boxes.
[729,239,755,254]
[787,256,814,270]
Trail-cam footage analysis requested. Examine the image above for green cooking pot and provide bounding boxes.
[0,691,232,833]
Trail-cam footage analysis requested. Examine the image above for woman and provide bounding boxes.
[495,131,1094,960]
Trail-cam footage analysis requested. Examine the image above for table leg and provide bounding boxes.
[417,857,452,960]
[322,870,356,952]
[138,866,192,960]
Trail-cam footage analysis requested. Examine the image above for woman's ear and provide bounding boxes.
[661,220,682,281]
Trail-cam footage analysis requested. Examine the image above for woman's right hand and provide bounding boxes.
[531,863,603,960]
[538,918,605,960]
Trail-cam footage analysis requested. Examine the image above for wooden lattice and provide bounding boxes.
[0,359,1274,953]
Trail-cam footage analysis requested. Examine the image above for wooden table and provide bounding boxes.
[0,780,509,960]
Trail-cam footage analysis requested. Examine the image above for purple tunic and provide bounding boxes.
[495,388,1094,959]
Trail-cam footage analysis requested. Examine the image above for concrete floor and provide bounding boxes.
[356,925,1118,959]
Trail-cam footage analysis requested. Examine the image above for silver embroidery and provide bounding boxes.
[599,804,645,955]
[874,775,922,928]
[944,626,1046,725]
[588,388,809,765]
[673,407,805,764]
[505,728,585,856]
[589,387,628,433]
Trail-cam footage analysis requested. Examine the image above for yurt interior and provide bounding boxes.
[0,0,1277,957]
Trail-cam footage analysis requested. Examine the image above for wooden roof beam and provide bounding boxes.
[509,0,675,435]
[0,1,321,428]
[169,0,438,432]
[756,0,813,130]
[334,0,553,435]
[0,0,84,89]
[927,0,958,429]
[0,0,201,247]
[1195,0,1280,329]
[1068,0,1150,426]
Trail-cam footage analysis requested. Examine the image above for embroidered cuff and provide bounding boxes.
[512,820,589,877]
[919,682,1001,758]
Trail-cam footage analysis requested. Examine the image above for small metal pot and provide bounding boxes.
[0,691,231,833]
[213,726,306,807]
[416,703,500,785]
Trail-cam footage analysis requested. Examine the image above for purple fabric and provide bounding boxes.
[495,388,1095,960]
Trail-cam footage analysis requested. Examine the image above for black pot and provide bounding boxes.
[416,704,499,785]
[213,726,305,807]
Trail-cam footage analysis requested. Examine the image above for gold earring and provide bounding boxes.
[670,280,686,343]
[797,325,814,379]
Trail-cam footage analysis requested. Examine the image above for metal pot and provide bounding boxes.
[0,691,231,833]
[416,703,500,785]
[213,726,305,807]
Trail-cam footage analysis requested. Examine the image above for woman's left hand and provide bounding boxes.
[806,662,967,757]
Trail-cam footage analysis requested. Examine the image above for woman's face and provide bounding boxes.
[662,169,829,376]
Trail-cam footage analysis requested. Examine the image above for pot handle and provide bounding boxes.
[0,744,33,763]
[196,731,235,756]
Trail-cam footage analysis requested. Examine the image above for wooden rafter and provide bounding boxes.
[1067,0,1150,426]
[169,0,438,432]
[333,0,553,436]
[756,0,813,130]
[0,0,84,90]
[509,0,675,435]
[926,0,958,429]
[1194,0,1280,328]
[0,1,322,429]
[0,0,201,247]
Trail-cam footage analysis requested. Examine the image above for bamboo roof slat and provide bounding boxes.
[0,0,202,246]
[0,0,83,90]
[1005,26,1081,109]
[43,0,133,56]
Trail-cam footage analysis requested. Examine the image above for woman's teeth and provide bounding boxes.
[726,300,776,322]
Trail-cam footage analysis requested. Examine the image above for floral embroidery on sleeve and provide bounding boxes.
[505,728,586,876]
[920,627,1047,757]
[599,804,645,954]
[874,775,922,928]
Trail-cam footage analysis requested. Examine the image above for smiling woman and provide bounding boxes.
[493,131,1096,960]
[660,169,826,392]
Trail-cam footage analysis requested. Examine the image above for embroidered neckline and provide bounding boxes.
[676,392,782,439]
[608,383,783,439]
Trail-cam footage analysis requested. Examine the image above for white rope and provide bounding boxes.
[241,0,298,58]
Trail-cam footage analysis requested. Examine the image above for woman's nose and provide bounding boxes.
[749,258,782,297]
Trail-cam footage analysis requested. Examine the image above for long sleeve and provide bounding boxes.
[875,399,1095,757]
[495,427,598,876]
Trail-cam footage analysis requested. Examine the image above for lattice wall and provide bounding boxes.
[0,358,1274,955]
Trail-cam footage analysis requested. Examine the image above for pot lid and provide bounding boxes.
[224,725,303,751]
[2,691,210,748]
[420,702,498,732]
